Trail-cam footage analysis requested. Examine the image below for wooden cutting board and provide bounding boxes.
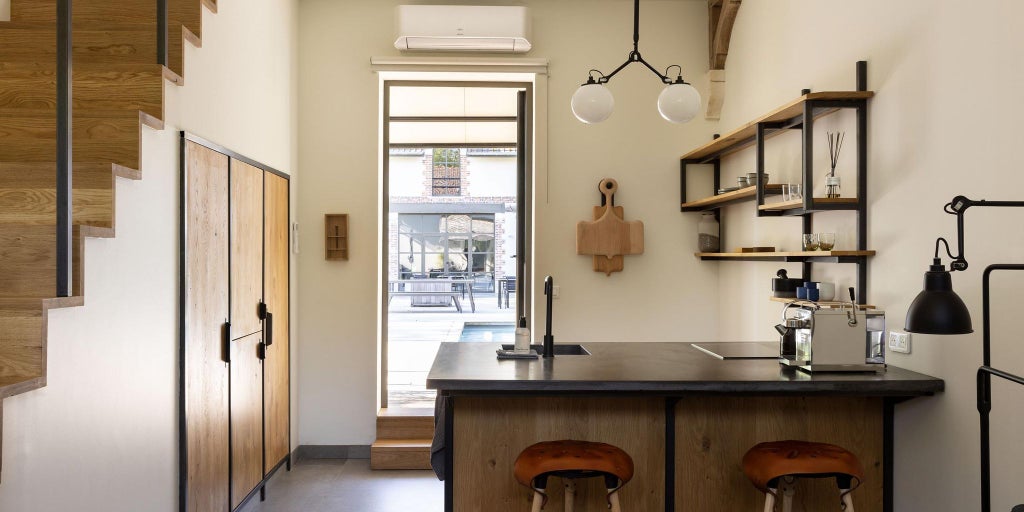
[576,179,644,272]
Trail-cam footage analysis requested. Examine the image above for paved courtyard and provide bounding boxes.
[387,290,516,408]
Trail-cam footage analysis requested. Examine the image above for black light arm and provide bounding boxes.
[582,0,686,86]
[942,196,1024,272]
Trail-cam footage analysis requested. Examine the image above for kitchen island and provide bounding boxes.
[426,342,943,512]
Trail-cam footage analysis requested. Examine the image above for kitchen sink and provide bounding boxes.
[500,344,591,356]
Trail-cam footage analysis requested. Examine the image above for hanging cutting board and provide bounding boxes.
[576,179,644,274]
[592,204,624,275]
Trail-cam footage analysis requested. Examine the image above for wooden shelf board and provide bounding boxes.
[758,197,859,211]
[696,250,875,260]
[769,297,876,310]
[680,91,874,161]
[681,184,784,211]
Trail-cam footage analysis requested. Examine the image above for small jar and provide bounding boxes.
[698,213,720,252]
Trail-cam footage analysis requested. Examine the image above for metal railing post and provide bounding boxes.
[56,0,73,297]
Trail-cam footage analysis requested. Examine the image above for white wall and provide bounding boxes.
[718,0,1024,509]
[466,155,516,197]
[0,1,298,510]
[298,0,718,446]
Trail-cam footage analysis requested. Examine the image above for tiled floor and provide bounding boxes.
[239,459,443,512]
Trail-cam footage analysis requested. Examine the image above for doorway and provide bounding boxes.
[381,81,532,409]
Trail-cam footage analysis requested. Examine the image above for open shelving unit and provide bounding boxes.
[680,61,873,305]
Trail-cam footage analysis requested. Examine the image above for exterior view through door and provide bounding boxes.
[384,83,529,409]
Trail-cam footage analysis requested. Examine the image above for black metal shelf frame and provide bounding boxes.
[680,61,871,303]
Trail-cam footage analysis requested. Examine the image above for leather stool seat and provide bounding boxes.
[742,440,864,511]
[514,440,633,512]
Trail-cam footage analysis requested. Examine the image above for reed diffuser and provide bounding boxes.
[826,131,844,198]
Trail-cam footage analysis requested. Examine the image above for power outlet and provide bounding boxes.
[888,331,911,354]
[552,285,560,299]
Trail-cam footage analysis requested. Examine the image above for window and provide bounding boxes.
[431,148,461,196]
[397,213,495,290]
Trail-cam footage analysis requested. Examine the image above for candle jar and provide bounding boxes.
[826,175,841,198]
[698,213,720,252]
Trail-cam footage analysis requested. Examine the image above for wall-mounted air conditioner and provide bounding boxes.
[394,5,532,53]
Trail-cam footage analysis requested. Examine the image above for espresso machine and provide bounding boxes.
[776,292,886,373]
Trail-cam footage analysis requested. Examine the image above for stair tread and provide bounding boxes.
[379,407,434,417]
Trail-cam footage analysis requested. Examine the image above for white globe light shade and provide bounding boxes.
[571,83,614,124]
[657,82,701,123]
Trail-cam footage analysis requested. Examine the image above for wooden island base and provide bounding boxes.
[452,395,883,512]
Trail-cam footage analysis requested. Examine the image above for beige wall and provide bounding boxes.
[297,0,718,445]
[0,0,299,509]
[719,0,1024,509]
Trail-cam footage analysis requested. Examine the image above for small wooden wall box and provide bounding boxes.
[325,214,349,260]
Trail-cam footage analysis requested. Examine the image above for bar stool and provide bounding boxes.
[742,440,864,512]
[514,440,633,512]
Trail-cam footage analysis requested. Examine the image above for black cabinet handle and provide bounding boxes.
[258,302,267,320]
[222,321,231,363]
[265,312,274,347]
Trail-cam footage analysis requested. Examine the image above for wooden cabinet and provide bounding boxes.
[263,172,290,472]
[180,133,291,512]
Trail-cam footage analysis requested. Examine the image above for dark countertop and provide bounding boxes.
[425,342,945,396]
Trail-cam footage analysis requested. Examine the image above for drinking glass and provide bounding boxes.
[781,184,791,201]
[802,233,819,251]
[790,183,803,200]
[818,232,836,251]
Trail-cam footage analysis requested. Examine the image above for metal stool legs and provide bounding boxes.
[528,475,623,512]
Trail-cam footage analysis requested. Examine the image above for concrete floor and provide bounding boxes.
[238,459,442,512]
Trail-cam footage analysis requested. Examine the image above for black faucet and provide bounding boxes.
[543,276,554,358]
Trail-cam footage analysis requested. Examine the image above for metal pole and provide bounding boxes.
[158,0,168,66]
[56,0,73,297]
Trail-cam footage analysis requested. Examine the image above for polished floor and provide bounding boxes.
[239,459,443,512]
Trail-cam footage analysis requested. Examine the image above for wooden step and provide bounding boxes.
[0,113,143,169]
[12,0,157,24]
[377,408,435,440]
[369,439,433,470]
[0,63,166,121]
[0,162,117,229]
[0,22,159,66]
[0,224,85,298]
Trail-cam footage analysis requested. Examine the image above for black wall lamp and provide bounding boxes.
[904,195,1024,512]
[570,0,701,124]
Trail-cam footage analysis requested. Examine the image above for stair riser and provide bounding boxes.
[0,189,114,228]
[0,347,42,380]
[376,416,435,440]
[0,317,43,349]
[0,67,164,121]
[0,226,83,298]
[369,448,432,470]
[0,117,139,169]
[0,27,159,66]
[12,1,157,24]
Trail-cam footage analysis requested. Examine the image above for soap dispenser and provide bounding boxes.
[514,316,530,353]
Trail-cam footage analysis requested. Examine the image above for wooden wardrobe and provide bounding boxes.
[180,133,291,512]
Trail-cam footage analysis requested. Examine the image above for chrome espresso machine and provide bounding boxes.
[776,295,886,373]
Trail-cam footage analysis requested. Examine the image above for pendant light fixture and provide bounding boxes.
[571,0,701,124]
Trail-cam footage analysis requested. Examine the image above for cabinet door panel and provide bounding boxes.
[230,160,264,339]
[263,172,290,472]
[230,332,264,509]
[183,140,230,512]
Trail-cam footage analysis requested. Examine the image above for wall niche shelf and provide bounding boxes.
[680,61,873,304]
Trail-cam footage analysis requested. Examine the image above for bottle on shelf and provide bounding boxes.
[698,213,720,252]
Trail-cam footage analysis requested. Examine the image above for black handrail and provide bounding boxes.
[56,0,72,297]
[158,0,167,66]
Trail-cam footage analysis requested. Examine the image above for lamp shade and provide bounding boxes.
[905,260,974,334]
[657,82,701,123]
[571,83,614,124]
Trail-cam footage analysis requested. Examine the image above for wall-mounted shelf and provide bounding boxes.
[681,184,784,211]
[680,61,873,305]
[768,297,876,310]
[695,250,874,262]
[758,197,859,215]
[679,91,874,163]
[325,214,349,261]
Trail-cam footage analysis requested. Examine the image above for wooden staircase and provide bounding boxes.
[0,0,218,477]
[370,408,435,470]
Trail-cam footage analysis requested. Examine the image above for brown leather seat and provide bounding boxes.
[514,440,634,489]
[742,440,864,493]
